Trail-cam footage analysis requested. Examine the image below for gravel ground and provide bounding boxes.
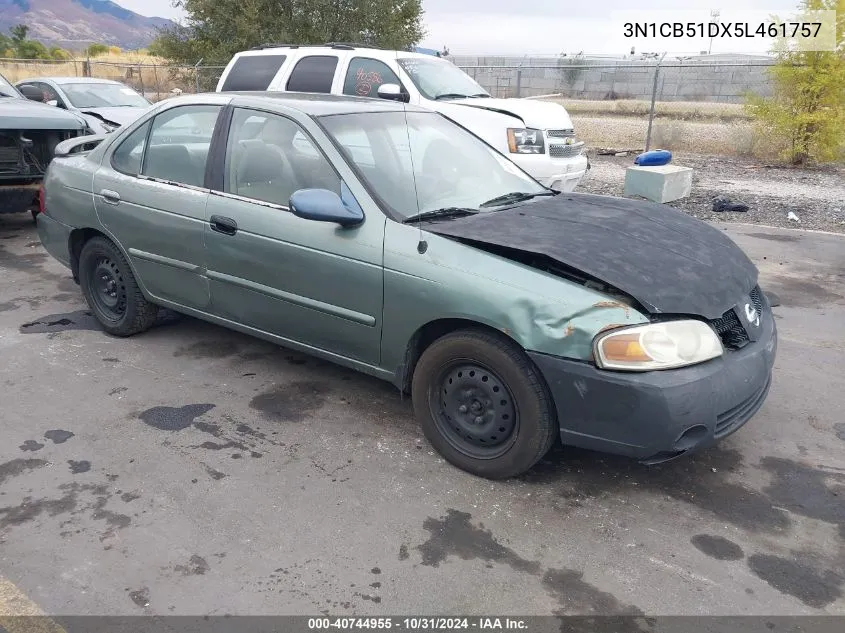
[577,152,845,233]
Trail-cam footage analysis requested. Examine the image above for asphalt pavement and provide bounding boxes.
[1,213,843,617]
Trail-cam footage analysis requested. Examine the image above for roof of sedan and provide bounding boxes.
[18,77,125,85]
[224,91,432,116]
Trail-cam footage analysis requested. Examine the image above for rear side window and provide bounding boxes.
[286,55,339,93]
[343,57,401,98]
[220,54,287,91]
[111,121,151,175]
[142,105,222,187]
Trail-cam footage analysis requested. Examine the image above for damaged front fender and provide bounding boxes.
[380,223,650,383]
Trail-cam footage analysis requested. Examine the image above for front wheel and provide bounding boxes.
[78,236,158,337]
[411,329,558,479]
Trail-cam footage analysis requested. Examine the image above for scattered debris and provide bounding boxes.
[712,197,749,213]
[788,211,801,223]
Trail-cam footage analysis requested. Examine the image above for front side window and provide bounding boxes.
[397,57,489,101]
[112,121,151,175]
[286,56,339,93]
[224,108,340,207]
[342,57,401,98]
[220,54,287,91]
[319,111,544,220]
[141,105,222,187]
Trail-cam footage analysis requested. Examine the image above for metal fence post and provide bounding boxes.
[645,52,667,152]
[194,58,203,93]
[516,66,522,98]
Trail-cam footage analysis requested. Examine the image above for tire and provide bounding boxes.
[78,236,158,337]
[411,328,558,479]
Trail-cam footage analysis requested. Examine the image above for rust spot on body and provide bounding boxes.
[593,300,631,318]
[563,324,575,337]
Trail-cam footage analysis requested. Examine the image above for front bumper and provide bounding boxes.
[511,153,589,192]
[528,310,777,463]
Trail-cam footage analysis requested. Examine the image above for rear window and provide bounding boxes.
[285,55,339,93]
[220,54,287,91]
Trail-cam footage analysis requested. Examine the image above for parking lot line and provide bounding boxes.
[0,575,67,633]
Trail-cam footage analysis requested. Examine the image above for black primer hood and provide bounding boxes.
[426,192,758,320]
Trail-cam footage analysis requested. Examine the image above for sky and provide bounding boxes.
[117,0,804,56]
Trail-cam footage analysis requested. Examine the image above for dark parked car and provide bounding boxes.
[36,92,777,479]
[1,71,90,217]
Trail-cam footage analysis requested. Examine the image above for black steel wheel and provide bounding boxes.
[432,361,519,460]
[89,256,128,323]
[78,236,158,337]
[412,328,558,479]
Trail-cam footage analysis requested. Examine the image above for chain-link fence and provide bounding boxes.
[451,56,777,103]
[0,58,227,102]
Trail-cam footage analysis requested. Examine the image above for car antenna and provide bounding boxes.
[395,48,426,254]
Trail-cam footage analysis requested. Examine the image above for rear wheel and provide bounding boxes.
[412,329,558,479]
[78,236,158,337]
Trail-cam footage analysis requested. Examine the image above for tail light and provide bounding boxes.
[38,185,45,215]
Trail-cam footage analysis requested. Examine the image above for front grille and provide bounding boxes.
[709,309,749,350]
[708,284,766,350]
[547,129,575,138]
[750,286,764,313]
[549,142,584,158]
[715,375,772,437]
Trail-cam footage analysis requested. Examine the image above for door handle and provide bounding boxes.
[210,215,238,236]
[100,189,120,205]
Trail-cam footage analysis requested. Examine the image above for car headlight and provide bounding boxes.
[593,320,723,371]
[507,128,544,154]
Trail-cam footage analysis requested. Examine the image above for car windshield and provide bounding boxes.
[319,111,546,221]
[397,57,489,100]
[61,83,150,108]
[0,73,21,98]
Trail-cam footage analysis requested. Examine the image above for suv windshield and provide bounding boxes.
[397,57,489,100]
[61,83,150,108]
[0,73,21,98]
[319,111,546,221]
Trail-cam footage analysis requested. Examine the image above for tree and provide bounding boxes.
[745,0,845,164]
[85,43,110,57]
[151,0,426,65]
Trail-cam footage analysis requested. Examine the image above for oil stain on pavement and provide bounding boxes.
[0,458,47,486]
[19,310,100,334]
[44,429,74,444]
[690,534,745,561]
[249,381,330,422]
[413,509,642,615]
[138,404,216,431]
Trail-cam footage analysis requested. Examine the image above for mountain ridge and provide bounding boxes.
[0,0,176,51]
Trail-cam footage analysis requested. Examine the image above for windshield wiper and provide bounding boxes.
[403,207,479,224]
[468,93,491,98]
[433,92,470,101]
[480,191,557,208]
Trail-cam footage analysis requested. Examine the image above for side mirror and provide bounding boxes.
[18,85,44,102]
[377,83,409,103]
[289,188,364,227]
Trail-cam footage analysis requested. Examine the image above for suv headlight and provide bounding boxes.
[507,128,544,154]
[593,320,723,371]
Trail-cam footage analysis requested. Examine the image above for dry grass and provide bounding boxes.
[549,98,751,122]
[0,52,189,93]
[572,114,785,160]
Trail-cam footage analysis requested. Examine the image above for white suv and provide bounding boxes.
[215,43,589,192]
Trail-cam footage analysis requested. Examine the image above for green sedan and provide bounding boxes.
[36,92,777,479]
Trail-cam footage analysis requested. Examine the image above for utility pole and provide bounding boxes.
[708,9,721,55]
